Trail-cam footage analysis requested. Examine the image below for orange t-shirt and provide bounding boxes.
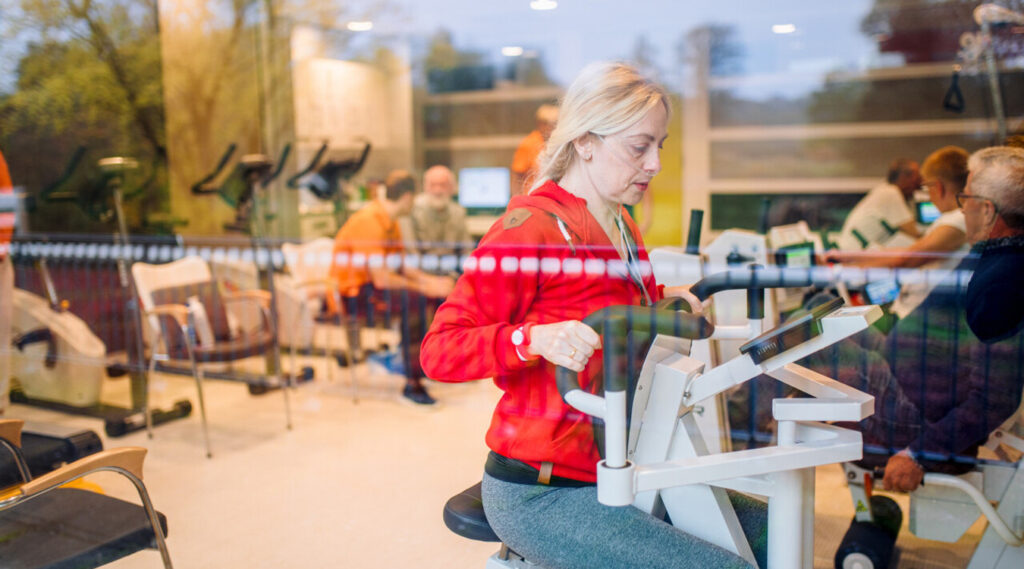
[510,130,545,196]
[327,199,403,310]
[0,150,14,258]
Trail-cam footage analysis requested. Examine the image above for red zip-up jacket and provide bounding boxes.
[421,181,662,482]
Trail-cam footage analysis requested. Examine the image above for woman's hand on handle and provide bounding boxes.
[527,320,602,372]
[661,284,712,316]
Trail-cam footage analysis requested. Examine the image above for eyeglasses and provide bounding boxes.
[955,192,997,212]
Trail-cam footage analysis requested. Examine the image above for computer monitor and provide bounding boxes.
[916,201,941,224]
[458,167,510,214]
[863,278,901,305]
[774,242,816,269]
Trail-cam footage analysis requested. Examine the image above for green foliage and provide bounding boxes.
[0,0,169,234]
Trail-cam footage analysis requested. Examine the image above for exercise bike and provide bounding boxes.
[445,267,883,568]
[9,150,191,436]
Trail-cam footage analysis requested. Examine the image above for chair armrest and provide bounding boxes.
[223,289,272,307]
[0,420,32,487]
[291,278,337,290]
[19,447,147,497]
[146,304,190,326]
[0,419,24,448]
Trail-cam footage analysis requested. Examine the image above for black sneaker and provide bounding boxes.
[402,383,437,406]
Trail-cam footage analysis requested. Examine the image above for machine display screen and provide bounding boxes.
[774,242,815,269]
[863,278,901,305]
[916,201,941,224]
[458,167,511,209]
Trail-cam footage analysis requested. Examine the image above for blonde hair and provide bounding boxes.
[534,62,670,190]
[921,146,969,192]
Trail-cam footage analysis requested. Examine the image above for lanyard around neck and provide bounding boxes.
[616,213,653,306]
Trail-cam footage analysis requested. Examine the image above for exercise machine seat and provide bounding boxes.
[0,487,169,569]
[443,482,500,543]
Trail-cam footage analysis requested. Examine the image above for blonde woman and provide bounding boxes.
[422,62,766,568]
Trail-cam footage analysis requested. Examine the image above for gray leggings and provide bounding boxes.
[482,473,768,569]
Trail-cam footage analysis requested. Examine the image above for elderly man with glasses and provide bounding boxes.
[796,145,1024,493]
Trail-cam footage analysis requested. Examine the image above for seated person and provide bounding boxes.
[423,62,766,569]
[402,165,472,275]
[328,169,454,406]
[801,146,1024,493]
[835,158,923,251]
[829,146,972,317]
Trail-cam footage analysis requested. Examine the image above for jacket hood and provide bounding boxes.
[507,181,598,243]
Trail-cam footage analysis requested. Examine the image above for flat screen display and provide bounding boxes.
[458,167,510,209]
[864,278,901,305]
[774,242,815,269]
[916,201,941,224]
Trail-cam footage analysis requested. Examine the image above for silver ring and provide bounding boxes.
[569,347,577,359]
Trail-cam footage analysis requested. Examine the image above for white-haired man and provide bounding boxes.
[405,165,472,275]
[802,146,1024,492]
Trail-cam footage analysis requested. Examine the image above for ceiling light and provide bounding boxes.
[502,46,525,57]
[347,21,373,32]
[530,1,558,11]
[772,24,796,34]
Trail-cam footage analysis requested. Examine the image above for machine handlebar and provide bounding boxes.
[690,265,836,301]
[190,143,237,194]
[554,302,713,399]
[286,142,328,188]
[262,144,291,188]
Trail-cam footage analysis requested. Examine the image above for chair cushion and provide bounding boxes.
[442,482,500,542]
[192,330,276,363]
[0,487,168,569]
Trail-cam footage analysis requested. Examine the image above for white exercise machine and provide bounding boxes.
[444,267,883,569]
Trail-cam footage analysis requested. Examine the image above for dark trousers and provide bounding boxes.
[342,284,433,381]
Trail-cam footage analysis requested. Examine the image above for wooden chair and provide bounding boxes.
[132,255,291,458]
[0,419,172,568]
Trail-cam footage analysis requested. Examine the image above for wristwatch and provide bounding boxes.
[511,322,538,361]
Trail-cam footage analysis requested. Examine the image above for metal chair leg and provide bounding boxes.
[181,324,213,458]
[145,348,158,440]
[279,357,293,431]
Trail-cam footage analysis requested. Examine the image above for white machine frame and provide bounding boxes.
[564,304,880,569]
[478,299,882,569]
[841,407,1024,569]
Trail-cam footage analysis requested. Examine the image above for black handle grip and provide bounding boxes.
[685,209,703,255]
[746,264,765,319]
[690,265,834,301]
[262,143,292,187]
[39,146,87,200]
[554,304,714,401]
[190,143,237,194]
[286,142,328,188]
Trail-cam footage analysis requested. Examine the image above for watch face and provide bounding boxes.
[512,328,524,345]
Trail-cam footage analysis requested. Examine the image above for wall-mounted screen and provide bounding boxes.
[458,167,510,210]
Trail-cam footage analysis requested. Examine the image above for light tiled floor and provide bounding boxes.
[7,357,985,568]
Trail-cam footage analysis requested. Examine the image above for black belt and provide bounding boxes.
[484,451,594,488]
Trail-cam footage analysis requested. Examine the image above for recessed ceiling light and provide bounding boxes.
[502,46,525,57]
[772,24,796,34]
[530,0,558,11]
[347,21,373,32]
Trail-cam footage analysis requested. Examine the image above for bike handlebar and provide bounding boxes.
[190,143,237,194]
[554,302,713,399]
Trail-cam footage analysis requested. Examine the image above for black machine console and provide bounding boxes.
[739,296,845,365]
